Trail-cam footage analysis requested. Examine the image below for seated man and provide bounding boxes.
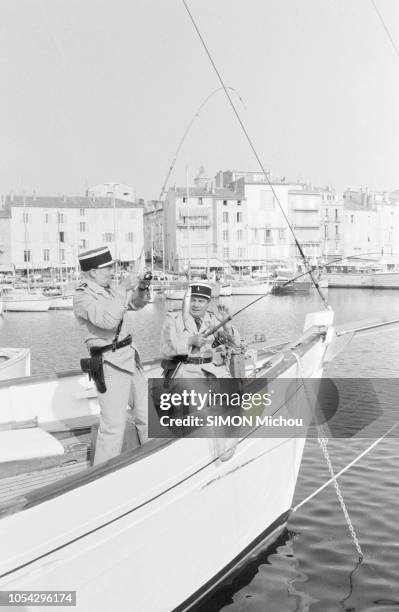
[160,283,241,380]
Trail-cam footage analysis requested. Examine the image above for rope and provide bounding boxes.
[182,0,329,310]
[291,350,363,560]
[293,420,399,512]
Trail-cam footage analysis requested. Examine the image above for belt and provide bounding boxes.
[184,356,213,365]
[90,335,132,356]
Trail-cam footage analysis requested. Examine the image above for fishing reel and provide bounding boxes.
[138,271,153,292]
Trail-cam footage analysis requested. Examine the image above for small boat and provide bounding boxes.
[49,295,74,310]
[165,284,220,300]
[219,283,232,296]
[0,348,31,381]
[231,281,272,295]
[0,309,339,611]
[271,279,312,295]
[2,289,52,312]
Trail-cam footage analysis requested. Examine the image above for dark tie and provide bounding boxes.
[194,318,201,331]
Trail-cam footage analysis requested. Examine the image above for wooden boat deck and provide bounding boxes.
[0,430,92,508]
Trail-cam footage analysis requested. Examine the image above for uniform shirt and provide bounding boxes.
[160,310,240,360]
[73,278,145,373]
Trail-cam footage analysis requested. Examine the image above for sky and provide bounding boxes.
[0,0,398,200]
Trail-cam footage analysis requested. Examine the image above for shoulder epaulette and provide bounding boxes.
[75,283,88,291]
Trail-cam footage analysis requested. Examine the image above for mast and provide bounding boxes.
[23,192,30,291]
[186,166,191,281]
[150,222,154,276]
[113,189,118,276]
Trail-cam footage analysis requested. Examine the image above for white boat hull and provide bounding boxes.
[4,295,52,312]
[0,348,31,380]
[219,283,232,296]
[232,283,272,295]
[49,295,74,309]
[0,311,333,611]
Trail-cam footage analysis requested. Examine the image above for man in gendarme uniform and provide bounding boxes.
[160,282,240,379]
[73,246,151,465]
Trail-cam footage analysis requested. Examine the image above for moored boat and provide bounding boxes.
[2,289,52,312]
[0,348,31,380]
[0,309,338,611]
[271,279,312,295]
[231,281,272,295]
[219,282,232,296]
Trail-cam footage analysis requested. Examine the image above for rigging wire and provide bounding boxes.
[182,0,329,310]
[371,0,399,60]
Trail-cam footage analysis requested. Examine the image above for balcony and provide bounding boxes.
[177,218,211,227]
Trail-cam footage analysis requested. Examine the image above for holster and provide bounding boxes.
[80,354,107,394]
[160,358,183,388]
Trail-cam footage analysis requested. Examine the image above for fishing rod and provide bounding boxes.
[182,0,329,310]
[158,85,246,202]
[203,250,386,338]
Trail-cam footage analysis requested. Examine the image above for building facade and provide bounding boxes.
[0,195,144,272]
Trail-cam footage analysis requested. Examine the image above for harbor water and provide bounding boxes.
[1,288,399,611]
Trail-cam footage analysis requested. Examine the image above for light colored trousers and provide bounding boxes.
[93,362,148,466]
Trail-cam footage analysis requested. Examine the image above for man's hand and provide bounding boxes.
[120,274,137,292]
[216,304,233,330]
[188,334,207,348]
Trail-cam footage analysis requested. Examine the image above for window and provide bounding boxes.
[351,215,355,224]
[324,225,328,239]
[278,229,285,240]
[21,212,29,223]
[182,197,186,204]
[103,233,113,242]
[325,209,329,219]
[335,208,338,221]
[223,200,227,206]
[79,239,87,249]
[43,249,50,262]
[237,200,241,206]
[57,212,64,224]
[127,232,134,242]
[45,213,50,224]
[80,208,85,216]
[264,229,271,242]
[24,250,31,262]
[238,247,245,258]
[59,249,65,262]
[237,212,243,223]
[223,212,229,223]
[80,222,86,232]
[335,225,339,238]
[237,229,243,241]
[223,247,229,259]
[59,231,65,243]
[198,198,203,205]
[223,230,229,241]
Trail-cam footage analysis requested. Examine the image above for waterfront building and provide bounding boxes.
[0,194,144,274]
[320,188,345,259]
[342,188,399,263]
[143,199,164,266]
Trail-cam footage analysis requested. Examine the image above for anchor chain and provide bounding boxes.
[291,351,363,560]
